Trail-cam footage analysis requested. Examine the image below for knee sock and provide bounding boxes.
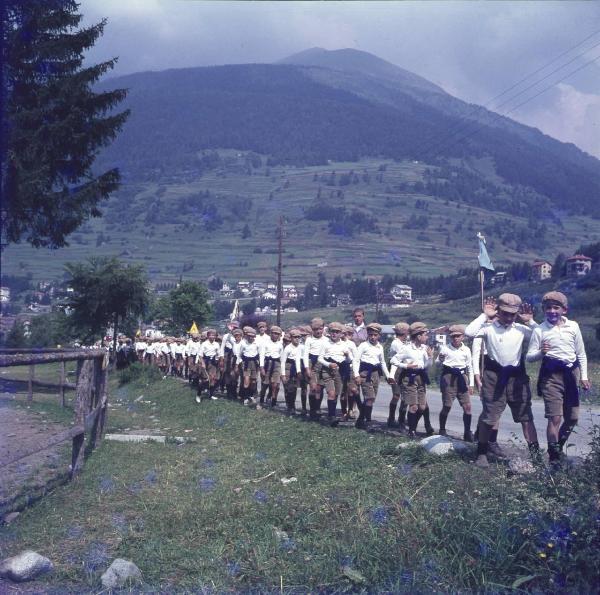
[398,401,407,425]
[490,428,498,443]
[422,406,433,429]
[364,405,373,422]
[309,394,318,414]
[300,391,307,411]
[439,406,450,431]
[558,420,577,448]
[548,441,561,461]
[463,413,472,433]
[209,384,215,397]
[388,400,398,420]
[341,397,348,415]
[407,411,418,432]
[327,399,337,417]
[259,384,268,403]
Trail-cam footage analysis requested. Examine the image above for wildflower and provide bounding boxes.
[547,542,554,548]
[66,526,84,539]
[215,415,228,427]
[198,477,216,492]
[396,463,413,476]
[446,490,455,495]
[538,552,547,559]
[369,506,389,527]
[439,500,450,514]
[255,452,268,461]
[144,470,158,484]
[83,542,110,573]
[254,489,268,503]
[226,561,241,577]
[98,477,115,494]
[401,498,411,509]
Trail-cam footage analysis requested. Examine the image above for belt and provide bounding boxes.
[442,365,468,394]
[309,354,319,366]
[264,355,277,375]
[203,355,217,366]
[484,355,523,392]
[242,354,259,370]
[359,361,383,382]
[538,357,580,407]
[401,369,430,386]
[325,357,351,381]
[286,358,298,377]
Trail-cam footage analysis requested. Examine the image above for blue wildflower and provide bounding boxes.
[401,498,411,509]
[254,489,268,503]
[369,506,389,527]
[128,482,143,494]
[203,459,216,469]
[99,477,115,494]
[66,526,84,539]
[439,500,450,514]
[396,463,413,476]
[400,570,414,585]
[226,561,241,577]
[111,514,127,532]
[255,452,268,461]
[144,470,158,484]
[215,415,228,427]
[478,541,490,558]
[280,537,296,551]
[83,542,110,573]
[199,477,216,492]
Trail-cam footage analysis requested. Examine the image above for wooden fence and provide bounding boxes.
[0,348,109,479]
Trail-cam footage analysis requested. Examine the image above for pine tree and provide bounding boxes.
[1,0,129,248]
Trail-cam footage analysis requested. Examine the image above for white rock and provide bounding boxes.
[420,435,470,456]
[0,551,53,582]
[2,512,20,525]
[508,457,535,475]
[100,559,142,589]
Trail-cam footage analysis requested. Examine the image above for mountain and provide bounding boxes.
[95,49,600,217]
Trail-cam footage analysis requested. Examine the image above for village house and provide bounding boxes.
[489,271,507,287]
[531,260,552,281]
[390,284,412,302]
[0,287,10,303]
[565,254,592,278]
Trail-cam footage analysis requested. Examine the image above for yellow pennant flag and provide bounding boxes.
[188,321,199,334]
[135,328,142,337]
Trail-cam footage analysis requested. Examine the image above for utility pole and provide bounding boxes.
[276,216,283,327]
[375,281,380,323]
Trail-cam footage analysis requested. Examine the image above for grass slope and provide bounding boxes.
[2,155,599,286]
[1,370,599,592]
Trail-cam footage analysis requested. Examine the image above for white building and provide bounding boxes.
[566,255,592,278]
[532,260,552,281]
[0,287,10,303]
[390,284,412,302]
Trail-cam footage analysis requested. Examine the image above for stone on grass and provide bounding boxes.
[419,435,470,456]
[2,512,20,525]
[100,559,142,589]
[0,551,53,582]
[508,457,535,475]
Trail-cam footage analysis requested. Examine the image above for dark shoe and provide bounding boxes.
[355,419,367,430]
[425,426,435,436]
[329,417,339,428]
[463,430,474,443]
[488,442,507,460]
[407,429,417,439]
[387,417,399,428]
[439,429,447,436]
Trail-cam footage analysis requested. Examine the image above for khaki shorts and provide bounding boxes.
[480,367,532,425]
[440,371,471,408]
[399,372,427,407]
[539,367,580,420]
[308,362,322,390]
[242,359,259,381]
[203,361,220,380]
[320,365,343,395]
[284,361,300,391]
[263,359,282,385]
[359,370,381,401]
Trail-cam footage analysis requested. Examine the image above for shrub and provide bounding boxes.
[117,362,162,385]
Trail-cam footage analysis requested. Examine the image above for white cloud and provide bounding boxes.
[513,83,600,157]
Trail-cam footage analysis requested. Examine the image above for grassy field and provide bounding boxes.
[1,368,599,592]
[2,153,599,286]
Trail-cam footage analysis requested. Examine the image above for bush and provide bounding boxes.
[117,362,162,385]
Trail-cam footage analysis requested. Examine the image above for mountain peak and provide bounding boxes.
[278,47,445,95]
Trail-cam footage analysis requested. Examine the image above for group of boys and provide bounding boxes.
[134,291,590,467]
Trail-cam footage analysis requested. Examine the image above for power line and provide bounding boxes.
[413,29,600,161]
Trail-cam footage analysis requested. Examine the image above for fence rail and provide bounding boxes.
[0,348,109,479]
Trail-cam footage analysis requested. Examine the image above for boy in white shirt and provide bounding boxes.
[437,324,474,441]
[318,321,352,426]
[260,325,284,408]
[526,291,590,463]
[389,322,434,438]
[240,327,260,404]
[303,318,328,420]
[388,322,409,428]
[354,323,392,429]
[342,326,359,420]
[281,329,303,414]
[197,329,221,402]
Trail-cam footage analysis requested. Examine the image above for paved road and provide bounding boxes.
[366,384,599,456]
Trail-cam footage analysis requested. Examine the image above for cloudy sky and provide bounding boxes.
[80,1,600,158]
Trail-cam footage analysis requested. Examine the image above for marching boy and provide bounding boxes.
[389,322,434,438]
[354,322,392,429]
[437,324,474,442]
[239,326,260,405]
[281,329,303,414]
[526,291,590,463]
[318,321,352,426]
[197,329,221,402]
[387,322,409,428]
[303,318,329,420]
[219,320,240,399]
[260,325,284,408]
[465,294,539,468]
[342,326,359,420]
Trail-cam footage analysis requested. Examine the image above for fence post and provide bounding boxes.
[60,361,66,407]
[27,364,34,402]
[71,358,93,478]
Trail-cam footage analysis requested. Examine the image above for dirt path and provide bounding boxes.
[0,400,71,516]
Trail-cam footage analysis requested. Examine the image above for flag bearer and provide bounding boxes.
[389,322,434,438]
[437,324,474,441]
[526,291,590,464]
[354,322,392,429]
[465,294,540,468]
